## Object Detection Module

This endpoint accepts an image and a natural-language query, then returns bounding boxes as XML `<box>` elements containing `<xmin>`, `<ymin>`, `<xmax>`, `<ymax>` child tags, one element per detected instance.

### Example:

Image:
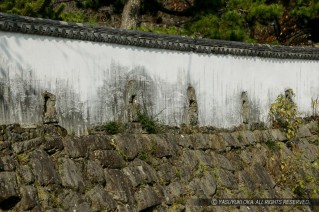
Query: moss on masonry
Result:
<box><xmin>137</xmin><ymin>113</ymin><xmax>163</xmax><ymax>134</ymax></box>
<box><xmin>0</xmin><ymin>120</ymin><xmax>318</xmax><ymax>211</ymax></box>
<box><xmin>103</xmin><ymin>121</ymin><xmax>124</xmax><ymax>135</ymax></box>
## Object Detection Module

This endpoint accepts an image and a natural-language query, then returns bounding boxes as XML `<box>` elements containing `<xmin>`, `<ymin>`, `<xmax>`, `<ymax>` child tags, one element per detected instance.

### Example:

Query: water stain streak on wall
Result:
<box><xmin>1</xmin><ymin>13</ymin><xmax>319</xmax><ymax>134</ymax></box>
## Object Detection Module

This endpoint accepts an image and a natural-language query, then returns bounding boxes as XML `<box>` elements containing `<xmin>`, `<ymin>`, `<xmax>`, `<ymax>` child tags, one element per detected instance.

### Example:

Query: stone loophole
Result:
<box><xmin>187</xmin><ymin>86</ymin><xmax>198</xmax><ymax>126</ymax></box>
<box><xmin>241</xmin><ymin>91</ymin><xmax>250</xmax><ymax>124</ymax></box>
<box><xmin>42</xmin><ymin>91</ymin><xmax>58</xmax><ymax>124</ymax></box>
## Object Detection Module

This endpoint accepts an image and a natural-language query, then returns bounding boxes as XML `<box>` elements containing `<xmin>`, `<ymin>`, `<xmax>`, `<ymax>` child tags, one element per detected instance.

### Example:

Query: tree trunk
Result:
<box><xmin>120</xmin><ymin>0</ymin><xmax>142</xmax><ymax>29</ymax></box>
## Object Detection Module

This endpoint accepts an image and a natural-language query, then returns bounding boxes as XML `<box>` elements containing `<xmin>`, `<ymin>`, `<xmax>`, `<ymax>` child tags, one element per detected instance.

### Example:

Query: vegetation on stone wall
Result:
<box><xmin>137</xmin><ymin>112</ymin><xmax>162</xmax><ymax>134</ymax></box>
<box><xmin>269</xmin><ymin>89</ymin><xmax>302</xmax><ymax>139</ymax></box>
<box><xmin>0</xmin><ymin>118</ymin><xmax>318</xmax><ymax>210</ymax></box>
<box><xmin>270</xmin><ymin>142</ymin><xmax>318</xmax><ymax>199</ymax></box>
<box><xmin>104</xmin><ymin>121</ymin><xmax>124</xmax><ymax>134</ymax></box>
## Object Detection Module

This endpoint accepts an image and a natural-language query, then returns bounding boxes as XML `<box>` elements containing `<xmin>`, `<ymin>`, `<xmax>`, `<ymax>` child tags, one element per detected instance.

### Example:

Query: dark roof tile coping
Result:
<box><xmin>1</xmin><ymin>12</ymin><xmax>319</xmax><ymax>60</ymax></box>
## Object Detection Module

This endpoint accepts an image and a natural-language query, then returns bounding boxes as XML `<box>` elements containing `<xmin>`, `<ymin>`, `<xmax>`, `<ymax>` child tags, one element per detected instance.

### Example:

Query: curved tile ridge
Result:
<box><xmin>0</xmin><ymin>12</ymin><xmax>319</xmax><ymax>60</ymax></box>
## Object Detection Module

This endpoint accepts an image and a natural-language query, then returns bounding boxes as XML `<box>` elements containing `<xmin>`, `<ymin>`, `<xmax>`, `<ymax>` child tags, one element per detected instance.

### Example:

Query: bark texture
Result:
<box><xmin>121</xmin><ymin>0</ymin><xmax>142</xmax><ymax>29</ymax></box>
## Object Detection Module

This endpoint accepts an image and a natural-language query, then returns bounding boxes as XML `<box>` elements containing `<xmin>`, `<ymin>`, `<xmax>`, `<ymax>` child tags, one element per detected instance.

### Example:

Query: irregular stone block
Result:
<box><xmin>113</xmin><ymin>135</ymin><xmax>144</xmax><ymax>160</ymax></box>
<box><xmin>298</xmin><ymin>139</ymin><xmax>317</xmax><ymax>162</ymax></box>
<box><xmin>160</xmin><ymin>133</ymin><xmax>178</xmax><ymax>143</ymax></box>
<box><xmin>251</xmin><ymin>164</ymin><xmax>275</xmax><ymax>189</ymax></box>
<box><xmin>0</xmin><ymin>172</ymin><xmax>20</xmax><ymax>209</ymax></box>
<box><xmin>90</xmin><ymin>150</ymin><xmax>125</xmax><ymax>168</ymax></box>
<box><xmin>40</xmin><ymin>124</ymin><xmax>68</xmax><ymax>137</ymax></box>
<box><xmin>150</xmin><ymin>135</ymin><xmax>174</xmax><ymax>158</ymax></box>
<box><xmin>104</xmin><ymin>169</ymin><xmax>135</xmax><ymax>205</ymax></box>
<box><xmin>85</xmin><ymin>135</ymin><xmax>114</xmax><ymax>151</ymax></box>
<box><xmin>86</xmin><ymin>160</ymin><xmax>105</xmax><ymax>185</ymax></box>
<box><xmin>35</xmin><ymin>186</ymin><xmax>51</xmax><ymax>210</ymax></box>
<box><xmin>17</xmin><ymin>165</ymin><xmax>34</xmax><ymax>184</ymax></box>
<box><xmin>307</xmin><ymin>143</ymin><xmax>319</xmax><ymax>161</ymax></box>
<box><xmin>220</xmin><ymin>133</ymin><xmax>241</xmax><ymax>149</ymax></box>
<box><xmin>0</xmin><ymin>155</ymin><xmax>17</xmax><ymax>171</ymax></box>
<box><xmin>239</xmin><ymin>130</ymin><xmax>257</xmax><ymax>145</ymax></box>
<box><xmin>269</xmin><ymin>129</ymin><xmax>287</xmax><ymax>142</ymax></box>
<box><xmin>30</xmin><ymin>150</ymin><xmax>60</xmax><ymax>186</ymax></box>
<box><xmin>8</xmin><ymin>124</ymin><xmax>25</xmax><ymax>134</ymax></box>
<box><xmin>12</xmin><ymin>137</ymin><xmax>43</xmax><ymax>154</ymax></box>
<box><xmin>0</xmin><ymin>141</ymin><xmax>11</xmax><ymax>151</ymax></box>
<box><xmin>172</xmin><ymin>150</ymin><xmax>199</xmax><ymax>182</ymax></box>
<box><xmin>251</xmin><ymin>148</ymin><xmax>267</xmax><ymax>167</ymax></box>
<box><xmin>189</xmin><ymin>174</ymin><xmax>216</xmax><ymax>198</ymax></box>
<box><xmin>261</xmin><ymin>130</ymin><xmax>273</xmax><ymax>142</ymax></box>
<box><xmin>176</xmin><ymin>134</ymin><xmax>194</xmax><ymax>149</ymax></box>
<box><xmin>192</xmin><ymin>134</ymin><xmax>211</xmax><ymax>150</ymax></box>
<box><xmin>307</xmin><ymin>135</ymin><xmax>319</xmax><ymax>144</ymax></box>
<box><xmin>135</xmin><ymin>186</ymin><xmax>162</xmax><ymax>211</ymax></box>
<box><xmin>206</xmin><ymin>134</ymin><xmax>226</xmax><ymax>152</ymax></box>
<box><xmin>42</xmin><ymin>136</ymin><xmax>63</xmax><ymax>154</ymax></box>
<box><xmin>174</xmin><ymin>161</ymin><xmax>193</xmax><ymax>182</ymax></box>
<box><xmin>7</xmin><ymin>132</ymin><xmax>23</xmax><ymax>142</ymax></box>
<box><xmin>239</xmin><ymin>149</ymin><xmax>253</xmax><ymax>165</ymax></box>
<box><xmin>231</xmin><ymin>131</ymin><xmax>250</xmax><ymax>146</ymax></box>
<box><xmin>238</xmin><ymin>169</ymin><xmax>256</xmax><ymax>192</ymax></box>
<box><xmin>123</xmin><ymin>159</ymin><xmax>158</xmax><ymax>187</ymax></box>
<box><xmin>138</xmin><ymin>134</ymin><xmax>159</xmax><ymax>152</ymax></box>
<box><xmin>193</xmin><ymin>150</ymin><xmax>213</xmax><ymax>167</ymax></box>
<box><xmin>16</xmin><ymin>185</ymin><xmax>38</xmax><ymax>211</ymax></box>
<box><xmin>224</xmin><ymin>151</ymin><xmax>245</xmax><ymax>171</ymax></box>
<box><xmin>21</xmin><ymin>132</ymin><xmax>30</xmax><ymax>141</ymax></box>
<box><xmin>152</xmin><ymin>204</ymin><xmax>170</xmax><ymax>211</ymax></box>
<box><xmin>86</xmin><ymin>186</ymin><xmax>117</xmax><ymax>211</ymax></box>
<box><xmin>156</xmin><ymin>162</ymin><xmax>176</xmax><ymax>184</ymax></box>
<box><xmin>253</xmin><ymin>130</ymin><xmax>263</xmax><ymax>143</ymax></box>
<box><xmin>180</xmin><ymin>150</ymin><xmax>199</xmax><ymax>171</ymax></box>
<box><xmin>117</xmin><ymin>203</ymin><xmax>137</xmax><ymax>212</ymax></box>
<box><xmin>297</xmin><ymin>125</ymin><xmax>313</xmax><ymax>138</ymax></box>
<box><xmin>217</xmin><ymin>169</ymin><xmax>238</xmax><ymax>189</ymax></box>
<box><xmin>278</xmin><ymin>142</ymin><xmax>295</xmax><ymax>160</ymax></box>
<box><xmin>164</xmin><ymin>182</ymin><xmax>185</xmax><ymax>204</ymax></box>
<box><xmin>211</xmin><ymin>152</ymin><xmax>235</xmax><ymax>171</ymax></box>
<box><xmin>157</xmin><ymin>134</ymin><xmax>179</xmax><ymax>156</ymax></box>
<box><xmin>305</xmin><ymin>121</ymin><xmax>319</xmax><ymax>135</ymax></box>
<box><xmin>185</xmin><ymin>199</ymin><xmax>214</xmax><ymax>210</ymax></box>
<box><xmin>61</xmin><ymin>190</ymin><xmax>90</xmax><ymax>211</ymax></box>
<box><xmin>59</xmin><ymin>158</ymin><xmax>84</xmax><ymax>192</ymax></box>
<box><xmin>63</xmin><ymin>136</ymin><xmax>88</xmax><ymax>158</ymax></box>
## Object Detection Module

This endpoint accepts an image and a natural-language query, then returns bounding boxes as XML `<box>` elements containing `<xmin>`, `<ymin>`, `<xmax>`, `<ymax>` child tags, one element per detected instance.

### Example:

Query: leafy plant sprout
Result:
<box><xmin>269</xmin><ymin>89</ymin><xmax>302</xmax><ymax>140</ymax></box>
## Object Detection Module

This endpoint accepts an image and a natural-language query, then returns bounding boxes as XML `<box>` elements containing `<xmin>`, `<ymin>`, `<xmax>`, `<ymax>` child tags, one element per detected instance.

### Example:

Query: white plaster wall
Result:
<box><xmin>1</xmin><ymin>31</ymin><xmax>319</xmax><ymax>134</ymax></box>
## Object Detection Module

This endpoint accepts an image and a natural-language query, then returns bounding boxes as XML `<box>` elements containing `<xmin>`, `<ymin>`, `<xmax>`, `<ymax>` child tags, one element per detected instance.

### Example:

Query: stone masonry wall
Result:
<box><xmin>0</xmin><ymin>122</ymin><xmax>319</xmax><ymax>211</ymax></box>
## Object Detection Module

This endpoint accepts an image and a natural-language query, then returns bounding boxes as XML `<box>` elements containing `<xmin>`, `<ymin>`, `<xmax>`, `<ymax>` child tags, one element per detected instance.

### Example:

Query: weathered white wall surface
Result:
<box><xmin>1</xmin><ymin>31</ymin><xmax>319</xmax><ymax>134</ymax></box>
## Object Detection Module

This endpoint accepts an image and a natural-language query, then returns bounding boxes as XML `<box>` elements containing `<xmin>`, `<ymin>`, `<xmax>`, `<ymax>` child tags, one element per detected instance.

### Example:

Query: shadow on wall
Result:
<box><xmin>94</xmin><ymin>62</ymin><xmax>195</xmax><ymax>127</ymax></box>
<box><xmin>0</xmin><ymin>56</ymin><xmax>41</xmax><ymax>124</ymax></box>
<box><xmin>54</xmin><ymin>80</ymin><xmax>87</xmax><ymax>135</ymax></box>
<box><xmin>95</xmin><ymin>64</ymin><xmax>158</xmax><ymax>123</ymax></box>
<box><xmin>0</xmin><ymin>55</ymin><xmax>275</xmax><ymax>134</ymax></box>
<box><xmin>0</xmin><ymin>55</ymin><xmax>87</xmax><ymax>134</ymax></box>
